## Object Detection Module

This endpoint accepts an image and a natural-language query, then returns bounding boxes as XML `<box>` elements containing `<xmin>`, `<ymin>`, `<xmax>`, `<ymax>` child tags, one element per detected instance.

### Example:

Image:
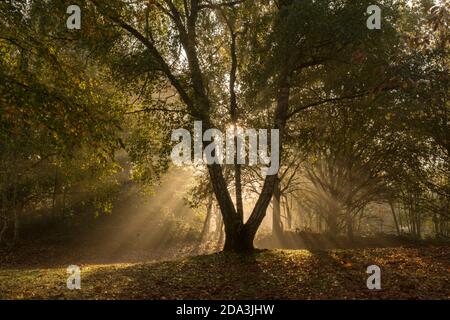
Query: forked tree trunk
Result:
<box><xmin>215</xmin><ymin>170</ymin><xmax>279</xmax><ymax>252</ymax></box>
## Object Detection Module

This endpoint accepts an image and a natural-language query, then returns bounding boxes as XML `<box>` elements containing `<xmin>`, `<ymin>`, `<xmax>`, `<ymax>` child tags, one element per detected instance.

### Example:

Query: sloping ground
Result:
<box><xmin>0</xmin><ymin>246</ymin><xmax>448</xmax><ymax>300</ymax></box>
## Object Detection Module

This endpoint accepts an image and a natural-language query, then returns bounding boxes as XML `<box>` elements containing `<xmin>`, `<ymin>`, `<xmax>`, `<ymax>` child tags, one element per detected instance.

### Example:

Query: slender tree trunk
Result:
<box><xmin>433</xmin><ymin>214</ymin><xmax>440</xmax><ymax>237</ymax></box>
<box><xmin>407</xmin><ymin>202</ymin><xmax>414</xmax><ymax>235</ymax></box>
<box><xmin>397</xmin><ymin>202</ymin><xmax>403</xmax><ymax>233</ymax></box>
<box><xmin>346</xmin><ymin>214</ymin><xmax>354</xmax><ymax>242</ymax></box>
<box><xmin>283</xmin><ymin>195</ymin><xmax>292</xmax><ymax>230</ymax></box>
<box><xmin>12</xmin><ymin>178</ymin><xmax>19</xmax><ymax>243</ymax></box>
<box><xmin>61</xmin><ymin>187</ymin><xmax>67</xmax><ymax>218</ymax></box>
<box><xmin>200</xmin><ymin>194</ymin><xmax>213</xmax><ymax>242</ymax></box>
<box><xmin>218</xmin><ymin>219</ymin><xmax>225</xmax><ymax>249</ymax></box>
<box><xmin>0</xmin><ymin>170</ymin><xmax>6</xmax><ymax>245</ymax></box>
<box><xmin>308</xmin><ymin>211</ymin><xmax>313</xmax><ymax>230</ymax></box>
<box><xmin>0</xmin><ymin>218</ymin><xmax>6</xmax><ymax>244</ymax></box>
<box><xmin>0</xmin><ymin>180</ymin><xmax>6</xmax><ymax>245</ymax></box>
<box><xmin>234</xmin><ymin>162</ymin><xmax>244</xmax><ymax>222</ymax></box>
<box><xmin>328</xmin><ymin>214</ymin><xmax>338</xmax><ymax>234</ymax></box>
<box><xmin>215</xmin><ymin>207</ymin><xmax>222</xmax><ymax>238</ymax></box>
<box><xmin>416</xmin><ymin>215</ymin><xmax>422</xmax><ymax>239</ymax></box>
<box><xmin>317</xmin><ymin>215</ymin><xmax>322</xmax><ymax>233</ymax></box>
<box><xmin>13</xmin><ymin>205</ymin><xmax>21</xmax><ymax>243</ymax></box>
<box><xmin>389</xmin><ymin>201</ymin><xmax>400</xmax><ymax>235</ymax></box>
<box><xmin>228</xmin><ymin>31</ymin><xmax>244</xmax><ymax>223</ymax></box>
<box><xmin>51</xmin><ymin>168</ymin><xmax>58</xmax><ymax>221</ymax></box>
<box><xmin>272</xmin><ymin>176</ymin><xmax>283</xmax><ymax>238</ymax></box>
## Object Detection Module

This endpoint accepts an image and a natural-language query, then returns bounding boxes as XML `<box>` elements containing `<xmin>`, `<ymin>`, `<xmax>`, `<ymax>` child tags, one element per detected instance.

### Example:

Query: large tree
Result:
<box><xmin>4</xmin><ymin>0</ymin><xmax>439</xmax><ymax>250</ymax></box>
<box><xmin>72</xmin><ymin>0</ymin><xmax>422</xmax><ymax>251</ymax></box>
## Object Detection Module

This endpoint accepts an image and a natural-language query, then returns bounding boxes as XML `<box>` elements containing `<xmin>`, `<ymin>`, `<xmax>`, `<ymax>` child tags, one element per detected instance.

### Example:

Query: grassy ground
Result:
<box><xmin>0</xmin><ymin>246</ymin><xmax>448</xmax><ymax>300</ymax></box>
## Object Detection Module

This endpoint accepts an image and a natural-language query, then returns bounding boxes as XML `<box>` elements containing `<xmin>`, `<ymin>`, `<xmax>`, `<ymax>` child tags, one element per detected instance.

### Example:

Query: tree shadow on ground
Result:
<box><xmin>256</xmin><ymin>231</ymin><xmax>448</xmax><ymax>251</ymax></box>
<box><xmin>74</xmin><ymin>247</ymin><xmax>450</xmax><ymax>299</ymax></box>
<box><xmin>1</xmin><ymin>247</ymin><xmax>448</xmax><ymax>299</ymax></box>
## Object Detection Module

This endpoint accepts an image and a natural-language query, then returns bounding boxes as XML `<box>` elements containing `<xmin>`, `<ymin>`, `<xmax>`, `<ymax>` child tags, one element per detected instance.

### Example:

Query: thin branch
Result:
<box><xmin>125</xmin><ymin>107</ymin><xmax>191</xmax><ymax>115</ymax></box>
<box><xmin>199</xmin><ymin>0</ymin><xmax>246</xmax><ymax>9</ymax></box>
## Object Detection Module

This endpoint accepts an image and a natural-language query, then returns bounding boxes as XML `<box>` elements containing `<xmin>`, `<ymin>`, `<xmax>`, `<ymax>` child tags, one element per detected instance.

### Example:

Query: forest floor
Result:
<box><xmin>0</xmin><ymin>246</ymin><xmax>448</xmax><ymax>299</ymax></box>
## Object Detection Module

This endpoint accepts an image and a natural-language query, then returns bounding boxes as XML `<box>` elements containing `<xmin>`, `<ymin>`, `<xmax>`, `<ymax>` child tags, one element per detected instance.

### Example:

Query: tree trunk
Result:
<box><xmin>51</xmin><ymin>169</ymin><xmax>58</xmax><ymax>221</ymax></box>
<box><xmin>389</xmin><ymin>201</ymin><xmax>400</xmax><ymax>235</ymax></box>
<box><xmin>13</xmin><ymin>205</ymin><xmax>21</xmax><ymax>243</ymax></box>
<box><xmin>416</xmin><ymin>216</ymin><xmax>422</xmax><ymax>239</ymax></box>
<box><xmin>207</xmin><ymin>163</ymin><xmax>247</xmax><ymax>251</ymax></box>
<box><xmin>272</xmin><ymin>176</ymin><xmax>283</xmax><ymax>239</ymax></box>
<box><xmin>203</xmin><ymin>4</ymin><xmax>292</xmax><ymax>251</ymax></box>
<box><xmin>433</xmin><ymin>214</ymin><xmax>440</xmax><ymax>237</ymax></box>
<box><xmin>214</xmin><ymin>204</ymin><xmax>222</xmax><ymax>236</ymax></box>
<box><xmin>0</xmin><ymin>218</ymin><xmax>6</xmax><ymax>244</ymax></box>
<box><xmin>217</xmin><ymin>218</ymin><xmax>225</xmax><ymax>249</ymax></box>
<box><xmin>229</xmin><ymin>31</ymin><xmax>244</xmax><ymax>223</ymax></box>
<box><xmin>0</xmin><ymin>172</ymin><xmax>6</xmax><ymax>244</ymax></box>
<box><xmin>223</xmin><ymin>225</ymin><xmax>254</xmax><ymax>251</ymax></box>
<box><xmin>346</xmin><ymin>214</ymin><xmax>354</xmax><ymax>242</ymax></box>
<box><xmin>234</xmin><ymin>161</ymin><xmax>244</xmax><ymax>222</ymax></box>
<box><xmin>328</xmin><ymin>215</ymin><xmax>338</xmax><ymax>234</ymax></box>
<box><xmin>200</xmin><ymin>194</ymin><xmax>213</xmax><ymax>242</ymax></box>
<box><xmin>397</xmin><ymin>202</ymin><xmax>403</xmax><ymax>231</ymax></box>
<box><xmin>12</xmin><ymin>178</ymin><xmax>19</xmax><ymax>243</ymax></box>
<box><xmin>283</xmin><ymin>195</ymin><xmax>292</xmax><ymax>230</ymax></box>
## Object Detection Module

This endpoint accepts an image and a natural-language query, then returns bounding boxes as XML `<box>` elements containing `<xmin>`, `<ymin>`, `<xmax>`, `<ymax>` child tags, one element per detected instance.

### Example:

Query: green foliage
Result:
<box><xmin>0</xmin><ymin>1</ymin><xmax>126</xmax><ymax>243</ymax></box>
<box><xmin>0</xmin><ymin>0</ymin><xmax>448</xmax><ymax>243</ymax></box>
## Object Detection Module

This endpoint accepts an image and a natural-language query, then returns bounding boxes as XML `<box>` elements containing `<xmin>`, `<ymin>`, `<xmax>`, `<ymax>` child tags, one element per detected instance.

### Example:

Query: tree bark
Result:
<box><xmin>327</xmin><ymin>211</ymin><xmax>338</xmax><ymax>235</ymax></box>
<box><xmin>51</xmin><ymin>168</ymin><xmax>58</xmax><ymax>221</ymax></box>
<box><xmin>223</xmin><ymin>225</ymin><xmax>254</xmax><ymax>251</ymax></box>
<box><xmin>0</xmin><ymin>171</ymin><xmax>6</xmax><ymax>245</ymax></box>
<box><xmin>217</xmin><ymin>217</ymin><xmax>225</xmax><ymax>249</ymax></box>
<box><xmin>346</xmin><ymin>214</ymin><xmax>354</xmax><ymax>242</ymax></box>
<box><xmin>12</xmin><ymin>177</ymin><xmax>19</xmax><ymax>243</ymax></box>
<box><xmin>13</xmin><ymin>205</ymin><xmax>21</xmax><ymax>243</ymax></box>
<box><xmin>0</xmin><ymin>218</ymin><xmax>6</xmax><ymax>245</ymax></box>
<box><xmin>283</xmin><ymin>194</ymin><xmax>292</xmax><ymax>230</ymax></box>
<box><xmin>200</xmin><ymin>194</ymin><xmax>213</xmax><ymax>242</ymax></box>
<box><xmin>228</xmin><ymin>30</ymin><xmax>244</xmax><ymax>223</ymax></box>
<box><xmin>272</xmin><ymin>176</ymin><xmax>283</xmax><ymax>238</ymax></box>
<box><xmin>389</xmin><ymin>200</ymin><xmax>400</xmax><ymax>235</ymax></box>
